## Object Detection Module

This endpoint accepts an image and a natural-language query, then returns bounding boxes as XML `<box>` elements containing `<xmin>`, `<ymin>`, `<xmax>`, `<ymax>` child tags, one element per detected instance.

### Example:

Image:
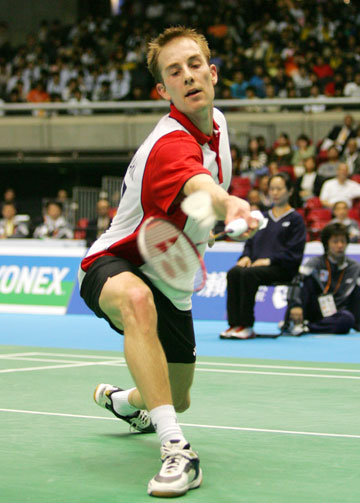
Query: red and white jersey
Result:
<box><xmin>79</xmin><ymin>104</ymin><xmax>231</xmax><ymax>309</ymax></box>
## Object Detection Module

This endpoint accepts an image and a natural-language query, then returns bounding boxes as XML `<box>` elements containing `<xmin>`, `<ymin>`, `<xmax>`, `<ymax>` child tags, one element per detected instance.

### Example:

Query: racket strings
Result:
<box><xmin>141</xmin><ymin>219</ymin><xmax>205</xmax><ymax>292</ymax></box>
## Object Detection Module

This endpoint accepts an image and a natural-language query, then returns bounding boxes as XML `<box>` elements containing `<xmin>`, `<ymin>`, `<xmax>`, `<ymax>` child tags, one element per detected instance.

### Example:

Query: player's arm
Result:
<box><xmin>183</xmin><ymin>173</ymin><xmax>257</xmax><ymax>230</ymax></box>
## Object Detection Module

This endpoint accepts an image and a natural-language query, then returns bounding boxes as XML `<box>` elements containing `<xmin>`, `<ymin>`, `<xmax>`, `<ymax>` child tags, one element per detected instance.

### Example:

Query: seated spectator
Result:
<box><xmin>269</xmin><ymin>132</ymin><xmax>293</xmax><ymax>167</ymax></box>
<box><xmin>220</xmin><ymin>172</ymin><xmax>306</xmax><ymax>339</ymax></box>
<box><xmin>26</xmin><ymin>80</ymin><xmax>50</xmax><ymax>103</ymax></box>
<box><xmin>319</xmin><ymin>163</ymin><xmax>360</xmax><ymax>208</ymax></box>
<box><xmin>67</xmin><ymin>88</ymin><xmax>92</xmax><ymax>115</ymax></box>
<box><xmin>343</xmin><ymin>72</ymin><xmax>360</xmax><ymax>98</ymax></box>
<box><xmin>248</xmin><ymin>64</ymin><xmax>266</xmax><ymax>98</ymax></box>
<box><xmin>0</xmin><ymin>202</ymin><xmax>29</xmax><ymax>238</ymax></box>
<box><xmin>292</xmin><ymin>65</ymin><xmax>312</xmax><ymax>97</ymax></box>
<box><xmin>284</xmin><ymin>223</ymin><xmax>360</xmax><ymax>335</ymax></box>
<box><xmin>317</xmin><ymin>146</ymin><xmax>341</xmax><ymax>179</ymax></box>
<box><xmin>312</xmin><ymin>55</ymin><xmax>334</xmax><ymax>93</ymax></box>
<box><xmin>85</xmin><ymin>198</ymin><xmax>112</xmax><ymax>247</ymax></box>
<box><xmin>230</xmin><ymin>144</ymin><xmax>242</xmax><ymax>176</ymax></box>
<box><xmin>229</xmin><ymin>70</ymin><xmax>248</xmax><ymax>99</ymax></box>
<box><xmin>263</xmin><ymin>84</ymin><xmax>281</xmax><ymax>113</ymax></box>
<box><xmin>33</xmin><ymin>200</ymin><xmax>73</xmax><ymax>239</ymax></box>
<box><xmin>329</xmin><ymin>201</ymin><xmax>360</xmax><ymax>243</ymax></box>
<box><xmin>291</xmin><ymin>134</ymin><xmax>315</xmax><ymax>175</ymax></box>
<box><xmin>268</xmin><ymin>160</ymin><xmax>280</xmax><ymax>176</ymax></box>
<box><xmin>240</xmin><ymin>137</ymin><xmax>268</xmax><ymax>180</ymax></box>
<box><xmin>47</xmin><ymin>72</ymin><xmax>63</xmax><ymax>96</ymax></box>
<box><xmin>92</xmin><ymin>80</ymin><xmax>112</xmax><ymax>101</ymax></box>
<box><xmin>341</xmin><ymin>138</ymin><xmax>360</xmax><ymax>175</ymax></box>
<box><xmin>293</xmin><ymin>156</ymin><xmax>325</xmax><ymax>208</ymax></box>
<box><xmin>1</xmin><ymin>187</ymin><xmax>17</xmax><ymax>211</ymax></box>
<box><xmin>243</xmin><ymin>85</ymin><xmax>263</xmax><ymax>113</ymax></box>
<box><xmin>319</xmin><ymin>114</ymin><xmax>356</xmax><ymax>154</ymax></box>
<box><xmin>257</xmin><ymin>174</ymin><xmax>272</xmax><ymax>210</ymax></box>
<box><xmin>247</xmin><ymin>188</ymin><xmax>267</xmax><ymax>212</ymax></box>
<box><xmin>303</xmin><ymin>84</ymin><xmax>326</xmax><ymax>114</ymax></box>
<box><xmin>110</xmin><ymin>69</ymin><xmax>131</xmax><ymax>100</ymax></box>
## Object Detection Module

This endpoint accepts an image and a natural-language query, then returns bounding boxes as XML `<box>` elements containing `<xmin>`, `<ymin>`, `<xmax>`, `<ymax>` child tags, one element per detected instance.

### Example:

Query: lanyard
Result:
<box><xmin>323</xmin><ymin>259</ymin><xmax>345</xmax><ymax>295</ymax></box>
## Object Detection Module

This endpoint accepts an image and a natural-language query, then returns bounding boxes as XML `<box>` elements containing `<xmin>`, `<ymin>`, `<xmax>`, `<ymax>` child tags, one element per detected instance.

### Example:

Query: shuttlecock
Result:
<box><xmin>181</xmin><ymin>190</ymin><xmax>217</xmax><ymax>228</ymax></box>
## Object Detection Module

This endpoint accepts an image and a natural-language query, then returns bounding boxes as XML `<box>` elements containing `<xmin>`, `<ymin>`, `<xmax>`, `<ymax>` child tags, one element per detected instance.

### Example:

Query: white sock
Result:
<box><xmin>111</xmin><ymin>387</ymin><xmax>139</xmax><ymax>416</ymax></box>
<box><xmin>149</xmin><ymin>404</ymin><xmax>186</xmax><ymax>445</ymax></box>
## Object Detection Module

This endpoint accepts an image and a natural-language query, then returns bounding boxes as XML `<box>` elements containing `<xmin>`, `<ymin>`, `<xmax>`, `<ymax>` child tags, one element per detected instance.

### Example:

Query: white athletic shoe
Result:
<box><xmin>220</xmin><ymin>326</ymin><xmax>256</xmax><ymax>339</ymax></box>
<box><xmin>290</xmin><ymin>321</ymin><xmax>310</xmax><ymax>337</ymax></box>
<box><xmin>93</xmin><ymin>383</ymin><xmax>155</xmax><ymax>433</ymax></box>
<box><xmin>147</xmin><ymin>439</ymin><xmax>202</xmax><ymax>497</ymax></box>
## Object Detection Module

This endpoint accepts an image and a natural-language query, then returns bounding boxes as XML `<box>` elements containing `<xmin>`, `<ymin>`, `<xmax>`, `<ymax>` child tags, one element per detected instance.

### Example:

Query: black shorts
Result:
<box><xmin>80</xmin><ymin>255</ymin><xmax>196</xmax><ymax>363</ymax></box>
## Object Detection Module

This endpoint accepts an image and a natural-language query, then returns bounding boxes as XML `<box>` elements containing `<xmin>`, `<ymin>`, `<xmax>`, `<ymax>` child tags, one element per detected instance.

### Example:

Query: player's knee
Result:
<box><xmin>121</xmin><ymin>284</ymin><xmax>155</xmax><ymax>320</ymax></box>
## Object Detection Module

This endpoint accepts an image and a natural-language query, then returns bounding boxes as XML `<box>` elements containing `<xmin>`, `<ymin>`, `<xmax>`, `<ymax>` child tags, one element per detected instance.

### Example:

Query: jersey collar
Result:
<box><xmin>169</xmin><ymin>103</ymin><xmax>219</xmax><ymax>145</ymax></box>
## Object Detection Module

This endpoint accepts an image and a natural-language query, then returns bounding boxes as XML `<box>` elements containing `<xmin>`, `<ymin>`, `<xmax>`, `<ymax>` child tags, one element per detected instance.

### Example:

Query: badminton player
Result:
<box><xmin>78</xmin><ymin>26</ymin><xmax>257</xmax><ymax>497</ymax></box>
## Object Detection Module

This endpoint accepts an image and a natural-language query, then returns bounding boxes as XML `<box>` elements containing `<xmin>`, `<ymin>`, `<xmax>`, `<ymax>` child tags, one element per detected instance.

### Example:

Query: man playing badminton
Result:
<box><xmin>79</xmin><ymin>26</ymin><xmax>258</xmax><ymax>498</ymax></box>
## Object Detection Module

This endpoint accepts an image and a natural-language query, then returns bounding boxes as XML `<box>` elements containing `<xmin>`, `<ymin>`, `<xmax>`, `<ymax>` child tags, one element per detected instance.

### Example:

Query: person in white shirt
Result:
<box><xmin>329</xmin><ymin>200</ymin><xmax>360</xmax><ymax>243</ymax></box>
<box><xmin>344</xmin><ymin>72</ymin><xmax>360</xmax><ymax>98</ymax></box>
<box><xmin>320</xmin><ymin>163</ymin><xmax>360</xmax><ymax>208</ymax></box>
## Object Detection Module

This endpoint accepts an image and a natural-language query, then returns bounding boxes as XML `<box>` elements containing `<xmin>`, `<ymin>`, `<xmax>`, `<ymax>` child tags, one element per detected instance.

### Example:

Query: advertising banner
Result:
<box><xmin>0</xmin><ymin>241</ymin><xmax>86</xmax><ymax>314</ymax></box>
<box><xmin>1</xmin><ymin>240</ymin><xmax>360</xmax><ymax>320</ymax></box>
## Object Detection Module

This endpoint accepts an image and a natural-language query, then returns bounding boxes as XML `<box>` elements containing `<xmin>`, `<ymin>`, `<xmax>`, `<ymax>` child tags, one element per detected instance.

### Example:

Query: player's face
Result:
<box><xmin>327</xmin><ymin>235</ymin><xmax>347</xmax><ymax>261</ymax></box>
<box><xmin>156</xmin><ymin>37</ymin><xmax>217</xmax><ymax>121</ymax></box>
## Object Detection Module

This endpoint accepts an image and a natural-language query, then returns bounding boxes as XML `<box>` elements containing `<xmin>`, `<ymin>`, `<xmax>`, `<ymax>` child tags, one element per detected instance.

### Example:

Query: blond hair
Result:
<box><xmin>147</xmin><ymin>26</ymin><xmax>211</xmax><ymax>83</ymax></box>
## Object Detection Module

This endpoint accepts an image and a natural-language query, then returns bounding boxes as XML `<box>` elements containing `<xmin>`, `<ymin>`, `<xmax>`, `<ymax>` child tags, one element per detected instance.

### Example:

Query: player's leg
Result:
<box><xmin>146</xmin><ymin>290</ymin><xmax>201</xmax><ymax>497</ymax></box>
<box><xmin>99</xmin><ymin>271</ymin><xmax>174</xmax><ymax>411</ymax></box>
<box><xmin>82</xmin><ymin>256</ymin><xmax>201</xmax><ymax>496</ymax></box>
<box><xmin>168</xmin><ymin>362</ymin><xmax>195</xmax><ymax>412</ymax></box>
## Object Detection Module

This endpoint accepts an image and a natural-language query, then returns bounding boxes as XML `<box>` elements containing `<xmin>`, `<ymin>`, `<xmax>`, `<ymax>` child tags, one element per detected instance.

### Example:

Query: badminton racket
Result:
<box><xmin>137</xmin><ymin>214</ymin><xmax>262</xmax><ymax>293</ymax></box>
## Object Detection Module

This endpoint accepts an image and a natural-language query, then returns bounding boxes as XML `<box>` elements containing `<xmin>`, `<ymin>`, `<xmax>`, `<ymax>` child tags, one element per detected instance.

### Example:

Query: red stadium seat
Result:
<box><xmin>349</xmin><ymin>207</ymin><xmax>360</xmax><ymax>222</ymax></box>
<box><xmin>305</xmin><ymin>197</ymin><xmax>323</xmax><ymax>210</ymax></box>
<box><xmin>306</xmin><ymin>208</ymin><xmax>332</xmax><ymax>222</ymax></box>
<box><xmin>278</xmin><ymin>165</ymin><xmax>295</xmax><ymax>180</ymax></box>
<box><xmin>308</xmin><ymin>219</ymin><xmax>331</xmax><ymax>241</ymax></box>
<box><xmin>296</xmin><ymin>207</ymin><xmax>306</xmax><ymax>219</ymax></box>
<box><xmin>74</xmin><ymin>218</ymin><xmax>89</xmax><ymax>239</ymax></box>
<box><xmin>229</xmin><ymin>176</ymin><xmax>252</xmax><ymax>198</ymax></box>
<box><xmin>351</xmin><ymin>174</ymin><xmax>360</xmax><ymax>184</ymax></box>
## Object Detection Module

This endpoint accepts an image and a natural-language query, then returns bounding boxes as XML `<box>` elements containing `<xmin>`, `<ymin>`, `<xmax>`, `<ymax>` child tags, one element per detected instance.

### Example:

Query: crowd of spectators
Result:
<box><xmin>228</xmin><ymin>113</ymin><xmax>360</xmax><ymax>242</ymax></box>
<box><xmin>2</xmin><ymin>114</ymin><xmax>360</xmax><ymax>244</ymax></box>
<box><xmin>0</xmin><ymin>0</ymin><xmax>360</xmax><ymax>113</ymax></box>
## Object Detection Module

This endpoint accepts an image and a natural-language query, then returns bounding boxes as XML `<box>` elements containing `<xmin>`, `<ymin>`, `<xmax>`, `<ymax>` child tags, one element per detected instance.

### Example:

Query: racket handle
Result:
<box><xmin>224</xmin><ymin>218</ymin><xmax>248</xmax><ymax>237</ymax></box>
<box><xmin>224</xmin><ymin>211</ymin><xmax>264</xmax><ymax>237</ymax></box>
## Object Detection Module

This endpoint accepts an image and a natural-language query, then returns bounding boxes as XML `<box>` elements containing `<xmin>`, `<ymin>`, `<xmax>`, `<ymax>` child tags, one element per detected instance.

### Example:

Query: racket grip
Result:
<box><xmin>224</xmin><ymin>218</ymin><xmax>248</xmax><ymax>237</ymax></box>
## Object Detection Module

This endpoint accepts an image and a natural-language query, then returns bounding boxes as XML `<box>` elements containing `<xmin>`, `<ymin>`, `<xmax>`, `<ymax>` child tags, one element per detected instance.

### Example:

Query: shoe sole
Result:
<box><xmin>93</xmin><ymin>383</ymin><xmax>118</xmax><ymax>405</ymax></box>
<box><xmin>148</xmin><ymin>468</ymin><xmax>203</xmax><ymax>497</ymax></box>
<box><xmin>220</xmin><ymin>334</ymin><xmax>256</xmax><ymax>340</ymax></box>
<box><xmin>93</xmin><ymin>383</ymin><xmax>155</xmax><ymax>433</ymax></box>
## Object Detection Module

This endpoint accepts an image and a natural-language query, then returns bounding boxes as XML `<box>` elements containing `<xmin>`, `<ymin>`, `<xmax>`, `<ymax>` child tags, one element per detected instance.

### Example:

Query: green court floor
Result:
<box><xmin>1</xmin><ymin>345</ymin><xmax>360</xmax><ymax>502</ymax></box>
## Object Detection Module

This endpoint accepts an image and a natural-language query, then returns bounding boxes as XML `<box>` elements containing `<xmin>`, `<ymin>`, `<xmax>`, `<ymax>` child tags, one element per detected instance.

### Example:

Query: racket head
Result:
<box><xmin>137</xmin><ymin>217</ymin><xmax>207</xmax><ymax>293</ymax></box>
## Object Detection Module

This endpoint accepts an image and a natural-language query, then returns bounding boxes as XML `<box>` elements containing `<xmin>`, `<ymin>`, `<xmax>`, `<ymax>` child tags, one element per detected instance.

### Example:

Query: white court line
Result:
<box><xmin>195</xmin><ymin>368</ymin><xmax>360</xmax><ymax>380</ymax></box>
<box><xmin>0</xmin><ymin>361</ymin><xmax>127</xmax><ymax>373</ymax></box>
<box><xmin>196</xmin><ymin>361</ymin><xmax>360</xmax><ymax>374</ymax></box>
<box><xmin>4</xmin><ymin>350</ymin><xmax>359</xmax><ymax>374</ymax></box>
<box><xmin>0</xmin><ymin>407</ymin><xmax>359</xmax><ymax>440</ymax></box>
<box><xmin>0</xmin><ymin>356</ymin><xmax>126</xmax><ymax>365</ymax></box>
<box><xmin>1</xmin><ymin>351</ymin><xmax>360</xmax><ymax>379</ymax></box>
<box><xmin>0</xmin><ymin>352</ymin><xmax>40</xmax><ymax>358</ymax></box>
<box><xmin>1</xmin><ymin>356</ymin><xmax>360</xmax><ymax>379</ymax></box>
<box><xmin>35</xmin><ymin>352</ymin><xmax>125</xmax><ymax>361</ymax></box>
